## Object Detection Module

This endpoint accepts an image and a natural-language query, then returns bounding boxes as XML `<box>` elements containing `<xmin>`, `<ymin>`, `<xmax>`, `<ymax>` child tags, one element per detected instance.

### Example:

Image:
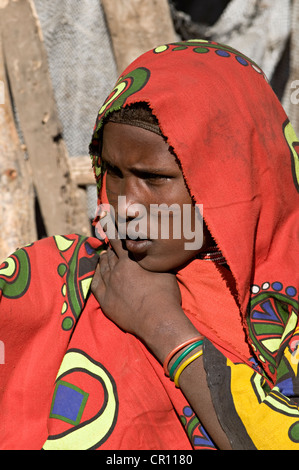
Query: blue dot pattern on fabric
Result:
<box><xmin>236</xmin><ymin>56</ymin><xmax>248</xmax><ymax>66</ymax></box>
<box><xmin>183</xmin><ymin>406</ymin><xmax>194</xmax><ymax>417</ymax></box>
<box><xmin>272</xmin><ymin>282</ymin><xmax>283</xmax><ymax>291</ymax></box>
<box><xmin>286</xmin><ymin>286</ymin><xmax>297</xmax><ymax>297</ymax></box>
<box><xmin>216</xmin><ymin>49</ymin><xmax>230</xmax><ymax>57</ymax></box>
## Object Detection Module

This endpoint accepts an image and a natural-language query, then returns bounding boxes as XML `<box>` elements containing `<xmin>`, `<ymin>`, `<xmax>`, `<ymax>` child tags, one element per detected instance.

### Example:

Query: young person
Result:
<box><xmin>1</xmin><ymin>39</ymin><xmax>299</xmax><ymax>450</ymax></box>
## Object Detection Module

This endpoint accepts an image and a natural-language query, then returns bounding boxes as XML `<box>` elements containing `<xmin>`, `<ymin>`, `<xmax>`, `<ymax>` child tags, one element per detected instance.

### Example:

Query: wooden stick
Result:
<box><xmin>0</xmin><ymin>23</ymin><xmax>37</xmax><ymax>261</ymax></box>
<box><xmin>71</xmin><ymin>156</ymin><xmax>95</xmax><ymax>187</ymax></box>
<box><xmin>1</xmin><ymin>0</ymin><xmax>91</xmax><ymax>238</ymax></box>
<box><xmin>101</xmin><ymin>0</ymin><xmax>176</xmax><ymax>73</ymax></box>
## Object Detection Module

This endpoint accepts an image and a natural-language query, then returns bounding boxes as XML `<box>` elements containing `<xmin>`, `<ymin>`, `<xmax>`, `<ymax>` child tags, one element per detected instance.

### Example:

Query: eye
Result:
<box><xmin>138</xmin><ymin>171</ymin><xmax>173</xmax><ymax>184</ymax></box>
<box><xmin>102</xmin><ymin>161</ymin><xmax>122</xmax><ymax>178</ymax></box>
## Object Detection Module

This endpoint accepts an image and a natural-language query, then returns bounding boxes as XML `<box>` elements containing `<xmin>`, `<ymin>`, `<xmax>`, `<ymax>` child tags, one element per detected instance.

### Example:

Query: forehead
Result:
<box><xmin>102</xmin><ymin>122</ymin><xmax>179</xmax><ymax>169</ymax></box>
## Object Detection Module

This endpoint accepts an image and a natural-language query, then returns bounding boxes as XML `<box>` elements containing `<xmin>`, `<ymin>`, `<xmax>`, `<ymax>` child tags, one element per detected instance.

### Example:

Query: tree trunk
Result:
<box><xmin>0</xmin><ymin>27</ymin><xmax>36</xmax><ymax>262</ymax></box>
<box><xmin>282</xmin><ymin>0</ymin><xmax>299</xmax><ymax>136</ymax></box>
<box><xmin>0</xmin><ymin>0</ymin><xmax>90</xmax><ymax>239</ymax></box>
<box><xmin>101</xmin><ymin>0</ymin><xmax>177</xmax><ymax>73</ymax></box>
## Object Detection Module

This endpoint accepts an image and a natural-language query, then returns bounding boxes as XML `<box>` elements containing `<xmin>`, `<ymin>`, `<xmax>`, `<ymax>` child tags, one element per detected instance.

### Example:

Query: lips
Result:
<box><xmin>124</xmin><ymin>238</ymin><xmax>153</xmax><ymax>254</ymax></box>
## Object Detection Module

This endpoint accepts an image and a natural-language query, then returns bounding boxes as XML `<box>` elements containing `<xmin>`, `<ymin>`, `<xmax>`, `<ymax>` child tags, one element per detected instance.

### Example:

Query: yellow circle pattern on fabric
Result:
<box><xmin>43</xmin><ymin>351</ymin><xmax>118</xmax><ymax>450</ymax></box>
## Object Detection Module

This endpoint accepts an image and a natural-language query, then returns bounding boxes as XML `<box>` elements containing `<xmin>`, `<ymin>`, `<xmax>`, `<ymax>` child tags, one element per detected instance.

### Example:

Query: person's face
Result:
<box><xmin>101</xmin><ymin>122</ymin><xmax>210</xmax><ymax>272</ymax></box>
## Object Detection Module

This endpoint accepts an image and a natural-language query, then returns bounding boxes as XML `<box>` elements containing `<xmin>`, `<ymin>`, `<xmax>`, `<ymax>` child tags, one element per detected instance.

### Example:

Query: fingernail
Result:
<box><xmin>99</xmin><ymin>210</ymin><xmax>108</xmax><ymax>220</ymax></box>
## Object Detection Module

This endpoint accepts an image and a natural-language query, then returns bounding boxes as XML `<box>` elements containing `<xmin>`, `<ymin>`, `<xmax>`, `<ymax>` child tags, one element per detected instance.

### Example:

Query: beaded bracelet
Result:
<box><xmin>163</xmin><ymin>336</ymin><xmax>203</xmax><ymax>377</ymax></box>
<box><xmin>169</xmin><ymin>340</ymin><xmax>203</xmax><ymax>380</ymax></box>
<box><xmin>174</xmin><ymin>349</ymin><xmax>203</xmax><ymax>388</ymax></box>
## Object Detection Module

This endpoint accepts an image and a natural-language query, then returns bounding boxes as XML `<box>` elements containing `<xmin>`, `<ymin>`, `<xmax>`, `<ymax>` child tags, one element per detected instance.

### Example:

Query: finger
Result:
<box><xmin>99</xmin><ymin>211</ymin><xmax>128</xmax><ymax>259</ymax></box>
<box><xmin>108</xmin><ymin>237</ymin><xmax>129</xmax><ymax>259</ymax></box>
<box><xmin>99</xmin><ymin>250</ymin><xmax>111</xmax><ymax>282</ymax></box>
<box><xmin>96</xmin><ymin>211</ymin><xmax>115</xmax><ymax>244</ymax></box>
<box><xmin>91</xmin><ymin>263</ymin><xmax>106</xmax><ymax>300</ymax></box>
<box><xmin>107</xmin><ymin>247</ymin><xmax>118</xmax><ymax>268</ymax></box>
<box><xmin>94</xmin><ymin>211</ymin><xmax>110</xmax><ymax>242</ymax></box>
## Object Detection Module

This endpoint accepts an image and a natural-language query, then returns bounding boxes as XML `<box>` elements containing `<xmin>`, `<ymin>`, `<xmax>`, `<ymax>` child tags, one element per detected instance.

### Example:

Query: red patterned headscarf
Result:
<box><xmin>90</xmin><ymin>39</ymin><xmax>299</xmax><ymax>382</ymax></box>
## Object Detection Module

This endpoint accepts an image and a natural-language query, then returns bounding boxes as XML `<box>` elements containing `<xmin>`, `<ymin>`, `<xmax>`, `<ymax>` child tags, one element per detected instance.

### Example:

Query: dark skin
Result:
<box><xmin>91</xmin><ymin>122</ymin><xmax>232</xmax><ymax>450</ymax></box>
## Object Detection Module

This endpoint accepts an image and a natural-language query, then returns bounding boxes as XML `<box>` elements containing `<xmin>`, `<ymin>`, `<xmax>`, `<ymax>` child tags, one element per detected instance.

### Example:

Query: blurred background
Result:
<box><xmin>0</xmin><ymin>0</ymin><xmax>298</xmax><ymax>261</ymax></box>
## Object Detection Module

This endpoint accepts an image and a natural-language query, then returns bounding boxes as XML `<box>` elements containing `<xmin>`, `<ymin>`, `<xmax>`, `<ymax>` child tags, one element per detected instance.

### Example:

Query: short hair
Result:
<box><xmin>104</xmin><ymin>102</ymin><xmax>162</xmax><ymax>136</ymax></box>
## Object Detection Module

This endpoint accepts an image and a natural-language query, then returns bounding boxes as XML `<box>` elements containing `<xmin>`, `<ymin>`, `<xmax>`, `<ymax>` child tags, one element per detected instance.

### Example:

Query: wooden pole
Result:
<box><xmin>0</xmin><ymin>0</ymin><xmax>91</xmax><ymax>239</ymax></box>
<box><xmin>0</xmin><ymin>26</ymin><xmax>37</xmax><ymax>261</ymax></box>
<box><xmin>71</xmin><ymin>156</ymin><xmax>96</xmax><ymax>186</ymax></box>
<box><xmin>101</xmin><ymin>0</ymin><xmax>177</xmax><ymax>73</ymax></box>
<box><xmin>283</xmin><ymin>0</ymin><xmax>299</xmax><ymax>136</ymax></box>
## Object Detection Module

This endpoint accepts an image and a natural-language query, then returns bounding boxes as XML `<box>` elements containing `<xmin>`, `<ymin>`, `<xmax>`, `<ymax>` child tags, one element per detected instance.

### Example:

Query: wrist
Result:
<box><xmin>165</xmin><ymin>337</ymin><xmax>203</xmax><ymax>379</ymax></box>
<box><xmin>138</xmin><ymin>304</ymin><xmax>200</xmax><ymax>365</ymax></box>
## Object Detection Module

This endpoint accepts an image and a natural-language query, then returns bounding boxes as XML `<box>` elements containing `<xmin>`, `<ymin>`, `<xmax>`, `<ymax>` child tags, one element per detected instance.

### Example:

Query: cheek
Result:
<box><xmin>105</xmin><ymin>179</ymin><xmax>120</xmax><ymax>204</ymax></box>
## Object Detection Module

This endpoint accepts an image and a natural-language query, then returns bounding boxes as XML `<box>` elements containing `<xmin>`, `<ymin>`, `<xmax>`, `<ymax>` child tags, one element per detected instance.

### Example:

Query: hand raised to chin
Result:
<box><xmin>91</xmin><ymin>236</ymin><xmax>182</xmax><ymax>341</ymax></box>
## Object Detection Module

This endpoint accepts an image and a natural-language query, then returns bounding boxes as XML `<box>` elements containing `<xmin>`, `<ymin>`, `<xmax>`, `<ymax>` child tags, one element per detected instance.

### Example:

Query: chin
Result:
<box><xmin>132</xmin><ymin>256</ymin><xmax>168</xmax><ymax>273</ymax></box>
<box><xmin>132</xmin><ymin>253</ymin><xmax>194</xmax><ymax>273</ymax></box>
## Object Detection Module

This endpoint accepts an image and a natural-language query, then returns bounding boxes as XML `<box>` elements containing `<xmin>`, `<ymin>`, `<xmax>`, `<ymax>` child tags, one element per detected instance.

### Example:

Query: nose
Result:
<box><xmin>117</xmin><ymin>177</ymin><xmax>145</xmax><ymax>223</ymax></box>
<box><xmin>114</xmin><ymin>177</ymin><xmax>149</xmax><ymax>241</ymax></box>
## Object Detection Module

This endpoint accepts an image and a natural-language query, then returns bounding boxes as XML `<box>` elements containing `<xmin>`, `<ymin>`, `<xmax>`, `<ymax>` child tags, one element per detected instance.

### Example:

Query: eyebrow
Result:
<box><xmin>101</xmin><ymin>155</ymin><xmax>174</xmax><ymax>176</ymax></box>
